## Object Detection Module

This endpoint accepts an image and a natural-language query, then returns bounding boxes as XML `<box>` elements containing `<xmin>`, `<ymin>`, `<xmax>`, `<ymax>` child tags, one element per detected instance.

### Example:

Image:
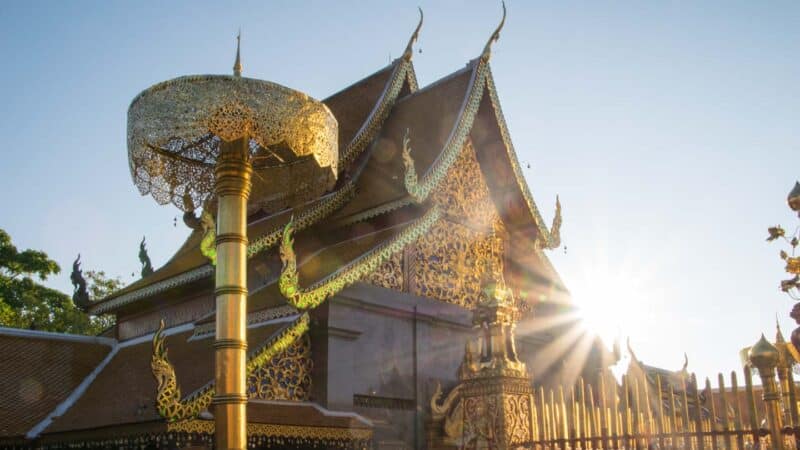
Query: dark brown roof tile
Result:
<box><xmin>0</xmin><ymin>331</ymin><xmax>113</xmax><ymax>438</ymax></box>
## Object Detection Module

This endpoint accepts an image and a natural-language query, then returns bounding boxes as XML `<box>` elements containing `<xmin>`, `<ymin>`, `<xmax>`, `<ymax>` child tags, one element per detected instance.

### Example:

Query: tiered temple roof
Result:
<box><xmin>0</xmin><ymin>12</ymin><xmax>573</xmax><ymax>449</ymax></box>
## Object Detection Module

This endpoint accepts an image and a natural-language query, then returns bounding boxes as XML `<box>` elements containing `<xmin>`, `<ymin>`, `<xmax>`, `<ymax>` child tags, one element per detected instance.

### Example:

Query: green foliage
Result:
<box><xmin>0</xmin><ymin>229</ymin><xmax>123</xmax><ymax>335</ymax></box>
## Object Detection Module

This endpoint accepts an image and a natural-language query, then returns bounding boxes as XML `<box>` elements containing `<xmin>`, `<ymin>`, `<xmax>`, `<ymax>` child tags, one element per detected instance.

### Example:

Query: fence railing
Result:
<box><xmin>524</xmin><ymin>367</ymin><xmax>798</xmax><ymax>450</ymax></box>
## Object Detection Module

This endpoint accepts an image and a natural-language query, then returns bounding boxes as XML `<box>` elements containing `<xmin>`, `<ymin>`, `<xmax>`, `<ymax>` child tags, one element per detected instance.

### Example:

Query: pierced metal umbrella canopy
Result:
<box><xmin>127</xmin><ymin>74</ymin><xmax>338</xmax><ymax>212</ymax></box>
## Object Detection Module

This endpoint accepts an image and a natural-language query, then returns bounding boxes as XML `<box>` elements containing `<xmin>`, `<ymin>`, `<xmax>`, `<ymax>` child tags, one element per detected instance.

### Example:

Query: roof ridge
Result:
<box><xmin>322</xmin><ymin>60</ymin><xmax>396</xmax><ymax>102</ymax></box>
<box><xmin>0</xmin><ymin>326</ymin><xmax>116</xmax><ymax>346</ymax></box>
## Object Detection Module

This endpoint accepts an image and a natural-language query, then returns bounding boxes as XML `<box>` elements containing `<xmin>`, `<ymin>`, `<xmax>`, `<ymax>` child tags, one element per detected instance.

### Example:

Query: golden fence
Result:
<box><xmin>526</xmin><ymin>368</ymin><xmax>798</xmax><ymax>450</ymax></box>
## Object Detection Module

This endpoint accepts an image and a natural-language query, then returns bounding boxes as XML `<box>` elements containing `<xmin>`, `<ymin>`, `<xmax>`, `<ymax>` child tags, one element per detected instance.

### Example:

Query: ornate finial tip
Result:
<box><xmin>776</xmin><ymin>316</ymin><xmax>786</xmax><ymax>342</ymax></box>
<box><xmin>233</xmin><ymin>30</ymin><xmax>243</xmax><ymax>77</ymax></box>
<box><xmin>749</xmin><ymin>334</ymin><xmax>779</xmax><ymax>368</ymax></box>
<box><xmin>481</xmin><ymin>1</ymin><xmax>507</xmax><ymax>60</ymax></box>
<box><xmin>403</xmin><ymin>7</ymin><xmax>424</xmax><ymax>60</ymax></box>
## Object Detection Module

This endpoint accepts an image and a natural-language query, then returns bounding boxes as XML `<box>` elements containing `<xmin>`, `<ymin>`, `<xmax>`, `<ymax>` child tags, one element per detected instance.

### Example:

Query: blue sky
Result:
<box><xmin>1</xmin><ymin>1</ymin><xmax>798</xmax><ymax>382</ymax></box>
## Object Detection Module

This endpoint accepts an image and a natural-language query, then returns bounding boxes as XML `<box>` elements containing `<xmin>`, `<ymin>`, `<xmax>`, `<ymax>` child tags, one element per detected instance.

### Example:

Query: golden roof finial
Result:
<box><xmin>403</xmin><ymin>7</ymin><xmax>424</xmax><ymax>61</ymax></box>
<box><xmin>481</xmin><ymin>1</ymin><xmax>506</xmax><ymax>61</ymax></box>
<box><xmin>233</xmin><ymin>29</ymin><xmax>243</xmax><ymax>77</ymax></box>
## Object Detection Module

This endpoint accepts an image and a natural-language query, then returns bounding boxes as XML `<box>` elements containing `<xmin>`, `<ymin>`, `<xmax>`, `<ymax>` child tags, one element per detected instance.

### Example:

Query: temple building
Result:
<box><xmin>622</xmin><ymin>340</ymin><xmax>711</xmax><ymax>422</ymax></box>
<box><xmin>0</xmin><ymin>12</ymin><xmax>605</xmax><ymax>450</ymax></box>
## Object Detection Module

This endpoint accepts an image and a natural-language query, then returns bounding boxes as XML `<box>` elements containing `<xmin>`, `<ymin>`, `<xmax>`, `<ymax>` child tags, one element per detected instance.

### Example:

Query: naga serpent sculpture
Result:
<box><xmin>151</xmin><ymin>313</ymin><xmax>310</xmax><ymax>422</ymax></box>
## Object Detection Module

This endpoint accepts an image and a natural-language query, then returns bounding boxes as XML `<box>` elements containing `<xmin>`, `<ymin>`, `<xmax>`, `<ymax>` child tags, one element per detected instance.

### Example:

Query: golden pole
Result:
<box><xmin>213</xmin><ymin>137</ymin><xmax>252</xmax><ymax>450</ymax></box>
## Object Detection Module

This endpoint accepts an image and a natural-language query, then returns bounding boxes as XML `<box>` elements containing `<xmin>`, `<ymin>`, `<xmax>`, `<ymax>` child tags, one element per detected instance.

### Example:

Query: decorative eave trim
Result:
<box><xmin>90</xmin><ymin>265</ymin><xmax>213</xmax><ymax>315</ymax></box>
<box><xmin>247</xmin><ymin>181</ymin><xmax>357</xmax><ymax>257</ymax></box>
<box><xmin>484</xmin><ymin>68</ymin><xmax>561</xmax><ymax>249</ymax></box>
<box><xmin>279</xmin><ymin>206</ymin><xmax>442</xmax><ymax>310</ymax></box>
<box><xmin>339</xmin><ymin>59</ymin><xmax>416</xmax><ymax>170</ymax></box>
<box><xmin>406</xmin><ymin>63</ymin><xmax>419</xmax><ymax>92</ymax></box>
<box><xmin>167</xmin><ymin>419</ymin><xmax>373</xmax><ymax>442</ymax></box>
<box><xmin>331</xmin><ymin>197</ymin><xmax>414</xmax><ymax>228</ymax></box>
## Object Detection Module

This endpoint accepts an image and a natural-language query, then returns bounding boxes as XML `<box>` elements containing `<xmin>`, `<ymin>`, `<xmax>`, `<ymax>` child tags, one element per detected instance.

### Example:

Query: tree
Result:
<box><xmin>0</xmin><ymin>228</ymin><xmax>122</xmax><ymax>335</ymax></box>
<box><xmin>83</xmin><ymin>270</ymin><xmax>123</xmax><ymax>332</ymax></box>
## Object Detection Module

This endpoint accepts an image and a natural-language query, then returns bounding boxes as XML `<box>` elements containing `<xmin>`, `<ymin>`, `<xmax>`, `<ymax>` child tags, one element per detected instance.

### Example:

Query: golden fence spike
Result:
<box><xmin>544</xmin><ymin>402</ymin><xmax>552</xmax><ymax>444</ymax></box>
<box><xmin>578</xmin><ymin>381</ymin><xmax>585</xmax><ymax>449</ymax></box>
<box><xmin>731</xmin><ymin>370</ymin><xmax>745</xmax><ymax>450</ymax></box>
<box><xmin>530</xmin><ymin>393</ymin><xmax>539</xmax><ymax>446</ymax></box>
<box><xmin>666</xmin><ymin>404</ymin><xmax>678</xmax><ymax>450</ymax></box>
<box><xmin>538</xmin><ymin>386</ymin><xmax>547</xmax><ymax>443</ymax></box>
<box><xmin>668</xmin><ymin>371</ymin><xmax>681</xmax><ymax>448</ymax></box>
<box><xmin>693</xmin><ymin>373</ymin><xmax>706</xmax><ymax>450</ymax></box>
<box><xmin>560</xmin><ymin>385</ymin><xmax>570</xmax><ymax>450</ymax></box>
<box><xmin>681</xmin><ymin>371</ymin><xmax>693</xmax><ymax>450</ymax></box>
<box><xmin>611</xmin><ymin>373</ymin><xmax>620</xmax><ymax>450</ymax></box>
<box><xmin>642</xmin><ymin>374</ymin><xmax>654</xmax><ymax>438</ymax></box>
<box><xmin>551</xmin><ymin>389</ymin><xmax>561</xmax><ymax>445</ymax></box>
<box><xmin>786</xmin><ymin>366</ymin><xmax>799</xmax><ymax>431</ymax></box>
<box><xmin>597</xmin><ymin>405</ymin><xmax>603</xmax><ymax>450</ymax></box>
<box><xmin>744</xmin><ymin>367</ymin><xmax>759</xmax><ymax>436</ymax></box>
<box><xmin>599</xmin><ymin>372</ymin><xmax>610</xmax><ymax>450</ymax></box>
<box><xmin>718</xmin><ymin>372</ymin><xmax>734</xmax><ymax>450</ymax></box>
<box><xmin>633</xmin><ymin>377</ymin><xmax>643</xmax><ymax>450</ymax></box>
<box><xmin>706</xmin><ymin>376</ymin><xmax>719</xmax><ymax>450</ymax></box>
<box><xmin>567</xmin><ymin>384</ymin><xmax>581</xmax><ymax>449</ymax></box>
<box><xmin>547</xmin><ymin>387</ymin><xmax>554</xmax><ymax>444</ymax></box>
<box><xmin>587</xmin><ymin>382</ymin><xmax>596</xmax><ymax>450</ymax></box>
<box><xmin>654</xmin><ymin>374</ymin><xmax>666</xmax><ymax>450</ymax></box>
<box><xmin>622</xmin><ymin>375</ymin><xmax>632</xmax><ymax>450</ymax></box>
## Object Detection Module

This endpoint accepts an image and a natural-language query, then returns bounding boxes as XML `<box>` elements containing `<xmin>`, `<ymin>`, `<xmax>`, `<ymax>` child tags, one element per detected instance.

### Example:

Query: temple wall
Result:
<box><xmin>314</xmin><ymin>283</ymin><xmax>473</xmax><ymax>449</ymax></box>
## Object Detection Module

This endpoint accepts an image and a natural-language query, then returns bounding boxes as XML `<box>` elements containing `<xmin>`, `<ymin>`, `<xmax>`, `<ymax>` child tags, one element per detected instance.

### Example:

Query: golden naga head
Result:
<box><xmin>402</xmin><ymin>8</ymin><xmax>424</xmax><ymax>61</ymax></box>
<box><xmin>481</xmin><ymin>2</ymin><xmax>506</xmax><ymax>61</ymax></box>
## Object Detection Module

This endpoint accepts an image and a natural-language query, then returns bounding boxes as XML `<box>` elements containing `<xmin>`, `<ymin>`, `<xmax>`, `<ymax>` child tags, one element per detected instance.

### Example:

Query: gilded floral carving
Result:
<box><xmin>504</xmin><ymin>394</ymin><xmax>532</xmax><ymax>445</ymax></box>
<box><xmin>409</xmin><ymin>219</ymin><xmax>503</xmax><ymax>309</ymax></box>
<box><xmin>363</xmin><ymin>251</ymin><xmax>403</xmax><ymax>291</ymax></box>
<box><xmin>431</xmin><ymin>140</ymin><xmax>498</xmax><ymax>230</ymax></box>
<box><xmin>463</xmin><ymin>395</ymin><xmax>500</xmax><ymax>449</ymax></box>
<box><xmin>248</xmin><ymin>332</ymin><xmax>312</xmax><ymax>401</ymax></box>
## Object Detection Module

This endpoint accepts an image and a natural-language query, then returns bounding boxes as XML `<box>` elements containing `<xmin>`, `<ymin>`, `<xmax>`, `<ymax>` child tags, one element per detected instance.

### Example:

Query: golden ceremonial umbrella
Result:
<box><xmin>126</xmin><ymin>37</ymin><xmax>337</xmax><ymax>450</ymax></box>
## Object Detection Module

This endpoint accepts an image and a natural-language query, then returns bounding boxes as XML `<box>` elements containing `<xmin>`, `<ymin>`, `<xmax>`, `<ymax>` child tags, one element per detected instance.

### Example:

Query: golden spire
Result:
<box><xmin>481</xmin><ymin>1</ymin><xmax>507</xmax><ymax>61</ymax></box>
<box><xmin>403</xmin><ymin>7</ymin><xmax>424</xmax><ymax>61</ymax></box>
<box><xmin>776</xmin><ymin>314</ymin><xmax>786</xmax><ymax>343</ymax></box>
<box><xmin>233</xmin><ymin>30</ymin><xmax>243</xmax><ymax>77</ymax></box>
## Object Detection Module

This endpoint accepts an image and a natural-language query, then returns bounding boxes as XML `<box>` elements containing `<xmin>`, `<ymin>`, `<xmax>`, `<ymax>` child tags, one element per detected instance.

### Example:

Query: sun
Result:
<box><xmin>568</xmin><ymin>256</ymin><xmax>655</xmax><ymax>352</ymax></box>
